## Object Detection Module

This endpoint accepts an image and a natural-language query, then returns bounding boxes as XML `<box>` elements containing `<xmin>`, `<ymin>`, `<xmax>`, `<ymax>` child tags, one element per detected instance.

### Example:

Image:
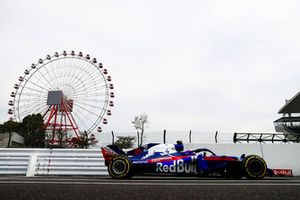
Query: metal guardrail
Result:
<box><xmin>0</xmin><ymin>148</ymin><xmax>108</xmax><ymax>176</ymax></box>
<box><xmin>233</xmin><ymin>132</ymin><xmax>300</xmax><ymax>143</ymax></box>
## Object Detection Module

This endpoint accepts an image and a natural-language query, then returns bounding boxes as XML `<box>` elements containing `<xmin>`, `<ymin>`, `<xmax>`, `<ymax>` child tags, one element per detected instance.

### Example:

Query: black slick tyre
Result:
<box><xmin>108</xmin><ymin>156</ymin><xmax>133</xmax><ymax>179</ymax></box>
<box><xmin>242</xmin><ymin>155</ymin><xmax>267</xmax><ymax>180</ymax></box>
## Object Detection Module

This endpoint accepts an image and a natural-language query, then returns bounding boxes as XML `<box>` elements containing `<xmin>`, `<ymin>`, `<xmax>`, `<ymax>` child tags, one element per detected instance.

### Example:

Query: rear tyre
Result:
<box><xmin>242</xmin><ymin>155</ymin><xmax>267</xmax><ymax>180</ymax></box>
<box><xmin>108</xmin><ymin>156</ymin><xmax>133</xmax><ymax>179</ymax></box>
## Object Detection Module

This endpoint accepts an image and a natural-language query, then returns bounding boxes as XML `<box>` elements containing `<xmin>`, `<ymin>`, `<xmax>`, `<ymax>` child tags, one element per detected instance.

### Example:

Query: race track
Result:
<box><xmin>0</xmin><ymin>176</ymin><xmax>299</xmax><ymax>200</ymax></box>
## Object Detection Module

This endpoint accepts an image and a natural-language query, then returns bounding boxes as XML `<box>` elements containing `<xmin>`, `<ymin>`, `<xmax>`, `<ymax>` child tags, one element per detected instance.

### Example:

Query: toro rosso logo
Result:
<box><xmin>156</xmin><ymin>159</ymin><xmax>196</xmax><ymax>173</ymax></box>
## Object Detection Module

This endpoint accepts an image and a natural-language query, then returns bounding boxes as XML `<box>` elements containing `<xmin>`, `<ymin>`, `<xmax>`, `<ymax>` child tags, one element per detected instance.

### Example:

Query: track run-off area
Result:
<box><xmin>0</xmin><ymin>176</ymin><xmax>300</xmax><ymax>200</ymax></box>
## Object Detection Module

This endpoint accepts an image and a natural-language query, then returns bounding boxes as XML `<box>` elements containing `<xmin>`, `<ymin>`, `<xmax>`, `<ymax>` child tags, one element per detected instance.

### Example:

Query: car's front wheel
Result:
<box><xmin>242</xmin><ymin>155</ymin><xmax>267</xmax><ymax>180</ymax></box>
<box><xmin>108</xmin><ymin>156</ymin><xmax>133</xmax><ymax>179</ymax></box>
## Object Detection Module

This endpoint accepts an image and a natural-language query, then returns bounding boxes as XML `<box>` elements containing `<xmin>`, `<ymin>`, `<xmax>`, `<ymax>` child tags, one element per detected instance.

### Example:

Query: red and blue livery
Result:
<box><xmin>101</xmin><ymin>143</ymin><xmax>269</xmax><ymax>179</ymax></box>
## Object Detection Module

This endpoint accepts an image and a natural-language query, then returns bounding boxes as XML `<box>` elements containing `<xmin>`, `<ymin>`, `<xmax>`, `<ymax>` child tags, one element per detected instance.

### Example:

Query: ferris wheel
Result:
<box><xmin>8</xmin><ymin>50</ymin><xmax>114</xmax><ymax>143</ymax></box>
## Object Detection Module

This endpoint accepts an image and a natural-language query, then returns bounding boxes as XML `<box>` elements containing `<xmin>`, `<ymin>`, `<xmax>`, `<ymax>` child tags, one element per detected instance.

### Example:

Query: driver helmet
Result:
<box><xmin>174</xmin><ymin>140</ymin><xmax>183</xmax><ymax>152</ymax></box>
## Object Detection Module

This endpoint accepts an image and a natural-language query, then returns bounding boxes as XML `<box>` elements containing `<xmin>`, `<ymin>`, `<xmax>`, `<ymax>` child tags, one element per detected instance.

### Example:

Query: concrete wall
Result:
<box><xmin>0</xmin><ymin>132</ymin><xmax>24</xmax><ymax>147</ymax></box>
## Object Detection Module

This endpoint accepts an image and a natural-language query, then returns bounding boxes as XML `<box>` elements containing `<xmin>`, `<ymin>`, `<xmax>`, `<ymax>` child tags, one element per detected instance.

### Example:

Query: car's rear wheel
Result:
<box><xmin>242</xmin><ymin>155</ymin><xmax>267</xmax><ymax>180</ymax></box>
<box><xmin>108</xmin><ymin>156</ymin><xmax>133</xmax><ymax>179</ymax></box>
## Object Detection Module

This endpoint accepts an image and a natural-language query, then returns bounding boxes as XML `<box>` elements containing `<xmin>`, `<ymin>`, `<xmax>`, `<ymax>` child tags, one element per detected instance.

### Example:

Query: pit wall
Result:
<box><xmin>185</xmin><ymin>143</ymin><xmax>300</xmax><ymax>175</ymax></box>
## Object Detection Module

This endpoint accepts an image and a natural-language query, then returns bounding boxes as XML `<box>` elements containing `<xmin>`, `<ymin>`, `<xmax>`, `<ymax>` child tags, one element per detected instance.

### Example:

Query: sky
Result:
<box><xmin>1</xmin><ymin>0</ymin><xmax>300</xmax><ymax>142</ymax></box>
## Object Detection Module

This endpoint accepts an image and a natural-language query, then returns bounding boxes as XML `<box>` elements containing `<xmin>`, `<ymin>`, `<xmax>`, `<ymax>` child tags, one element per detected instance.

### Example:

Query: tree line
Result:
<box><xmin>0</xmin><ymin>113</ymin><xmax>149</xmax><ymax>149</ymax></box>
<box><xmin>0</xmin><ymin>114</ymin><xmax>45</xmax><ymax>148</ymax></box>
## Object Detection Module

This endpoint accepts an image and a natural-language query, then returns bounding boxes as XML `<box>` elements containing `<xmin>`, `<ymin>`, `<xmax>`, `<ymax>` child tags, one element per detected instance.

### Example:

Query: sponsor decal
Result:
<box><xmin>148</xmin><ymin>155</ymin><xmax>190</xmax><ymax>163</ymax></box>
<box><xmin>203</xmin><ymin>156</ymin><xmax>237</xmax><ymax>161</ymax></box>
<box><xmin>141</xmin><ymin>144</ymin><xmax>177</xmax><ymax>159</ymax></box>
<box><xmin>272</xmin><ymin>169</ymin><xmax>293</xmax><ymax>176</ymax></box>
<box><xmin>156</xmin><ymin>158</ymin><xmax>196</xmax><ymax>173</ymax></box>
<box><xmin>132</xmin><ymin>160</ymin><xmax>148</xmax><ymax>164</ymax></box>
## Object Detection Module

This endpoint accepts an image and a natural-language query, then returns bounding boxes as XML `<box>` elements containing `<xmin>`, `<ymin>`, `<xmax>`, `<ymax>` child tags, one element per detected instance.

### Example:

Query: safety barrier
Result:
<box><xmin>0</xmin><ymin>143</ymin><xmax>300</xmax><ymax>176</ymax></box>
<box><xmin>0</xmin><ymin>148</ymin><xmax>108</xmax><ymax>176</ymax></box>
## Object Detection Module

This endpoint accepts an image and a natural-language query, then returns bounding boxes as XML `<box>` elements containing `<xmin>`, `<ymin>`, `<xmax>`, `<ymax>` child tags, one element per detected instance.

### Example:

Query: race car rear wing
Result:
<box><xmin>101</xmin><ymin>145</ymin><xmax>127</xmax><ymax>166</ymax></box>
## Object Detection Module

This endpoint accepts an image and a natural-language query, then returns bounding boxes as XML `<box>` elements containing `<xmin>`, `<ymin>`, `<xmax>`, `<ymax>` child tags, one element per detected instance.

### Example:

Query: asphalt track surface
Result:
<box><xmin>0</xmin><ymin>176</ymin><xmax>300</xmax><ymax>200</ymax></box>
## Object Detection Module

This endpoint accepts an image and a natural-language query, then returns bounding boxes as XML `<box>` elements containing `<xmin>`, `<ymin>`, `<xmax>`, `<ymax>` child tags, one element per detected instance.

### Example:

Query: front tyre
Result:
<box><xmin>242</xmin><ymin>155</ymin><xmax>267</xmax><ymax>180</ymax></box>
<box><xmin>108</xmin><ymin>156</ymin><xmax>133</xmax><ymax>179</ymax></box>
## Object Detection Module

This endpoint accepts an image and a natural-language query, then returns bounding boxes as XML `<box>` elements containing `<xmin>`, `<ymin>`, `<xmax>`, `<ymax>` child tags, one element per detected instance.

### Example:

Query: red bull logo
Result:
<box><xmin>156</xmin><ymin>159</ymin><xmax>196</xmax><ymax>173</ymax></box>
<box><xmin>272</xmin><ymin>169</ymin><xmax>293</xmax><ymax>176</ymax></box>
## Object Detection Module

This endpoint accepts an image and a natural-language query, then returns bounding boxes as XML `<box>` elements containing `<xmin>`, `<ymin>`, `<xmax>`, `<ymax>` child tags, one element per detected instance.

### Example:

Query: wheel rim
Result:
<box><xmin>248</xmin><ymin>159</ymin><xmax>264</xmax><ymax>175</ymax></box>
<box><xmin>112</xmin><ymin>160</ymin><xmax>127</xmax><ymax>175</ymax></box>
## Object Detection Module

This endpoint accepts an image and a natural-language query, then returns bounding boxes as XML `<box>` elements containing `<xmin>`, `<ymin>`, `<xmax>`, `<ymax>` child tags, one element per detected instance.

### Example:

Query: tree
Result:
<box><xmin>0</xmin><ymin>124</ymin><xmax>6</xmax><ymax>133</ymax></box>
<box><xmin>73</xmin><ymin>134</ymin><xmax>89</xmax><ymax>149</ymax></box>
<box><xmin>73</xmin><ymin>131</ymin><xmax>98</xmax><ymax>149</ymax></box>
<box><xmin>114</xmin><ymin>136</ymin><xmax>136</xmax><ymax>149</ymax></box>
<box><xmin>21</xmin><ymin>113</ymin><xmax>45</xmax><ymax>148</ymax></box>
<box><xmin>132</xmin><ymin>113</ymin><xmax>148</xmax><ymax>146</ymax></box>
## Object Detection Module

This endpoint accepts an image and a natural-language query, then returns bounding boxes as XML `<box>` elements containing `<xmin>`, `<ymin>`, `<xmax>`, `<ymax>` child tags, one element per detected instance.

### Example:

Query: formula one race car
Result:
<box><xmin>101</xmin><ymin>143</ymin><xmax>269</xmax><ymax>179</ymax></box>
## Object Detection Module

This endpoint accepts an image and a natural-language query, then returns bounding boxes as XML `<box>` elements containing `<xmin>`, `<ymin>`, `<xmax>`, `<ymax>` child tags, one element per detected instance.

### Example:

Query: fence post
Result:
<box><xmin>163</xmin><ymin>130</ymin><xmax>166</xmax><ymax>143</ymax></box>
<box><xmin>26</xmin><ymin>154</ymin><xmax>37</xmax><ymax>177</ymax></box>
<box><xmin>215</xmin><ymin>131</ymin><xmax>218</xmax><ymax>143</ymax></box>
<box><xmin>111</xmin><ymin>131</ymin><xmax>114</xmax><ymax>145</ymax></box>
<box><xmin>137</xmin><ymin>131</ymin><xmax>140</xmax><ymax>147</ymax></box>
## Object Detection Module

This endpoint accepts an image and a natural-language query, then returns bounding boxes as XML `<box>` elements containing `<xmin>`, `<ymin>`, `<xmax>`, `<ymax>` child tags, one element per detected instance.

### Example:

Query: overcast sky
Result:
<box><xmin>1</xmin><ymin>0</ymin><xmax>300</xmax><ymax>140</ymax></box>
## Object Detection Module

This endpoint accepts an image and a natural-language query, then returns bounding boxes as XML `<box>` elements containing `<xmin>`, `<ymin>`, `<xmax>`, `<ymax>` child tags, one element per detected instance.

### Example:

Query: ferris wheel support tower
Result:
<box><xmin>44</xmin><ymin>90</ymin><xmax>80</xmax><ymax>145</ymax></box>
